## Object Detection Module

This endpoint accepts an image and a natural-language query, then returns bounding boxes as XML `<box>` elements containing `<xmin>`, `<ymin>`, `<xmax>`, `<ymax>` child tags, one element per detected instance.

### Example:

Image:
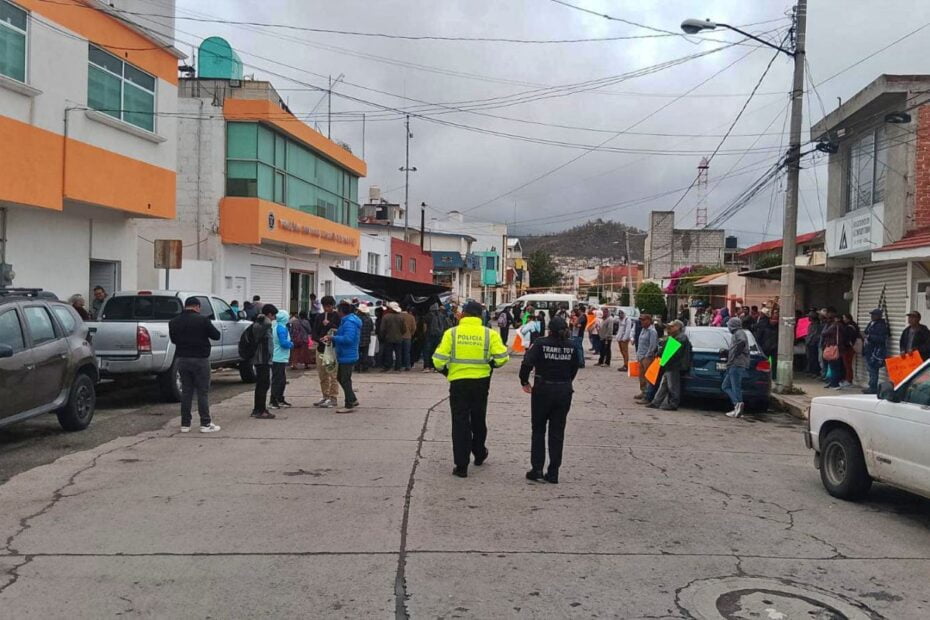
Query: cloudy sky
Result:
<box><xmin>158</xmin><ymin>0</ymin><xmax>930</xmax><ymax>245</ymax></box>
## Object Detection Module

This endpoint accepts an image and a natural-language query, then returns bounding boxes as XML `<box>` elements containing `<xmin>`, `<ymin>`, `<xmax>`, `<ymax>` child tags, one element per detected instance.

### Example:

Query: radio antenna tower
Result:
<box><xmin>696</xmin><ymin>157</ymin><xmax>709</xmax><ymax>227</ymax></box>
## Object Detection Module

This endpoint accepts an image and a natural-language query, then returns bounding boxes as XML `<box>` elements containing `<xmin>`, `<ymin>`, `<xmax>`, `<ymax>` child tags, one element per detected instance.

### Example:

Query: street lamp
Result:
<box><xmin>681</xmin><ymin>2</ymin><xmax>807</xmax><ymax>393</ymax></box>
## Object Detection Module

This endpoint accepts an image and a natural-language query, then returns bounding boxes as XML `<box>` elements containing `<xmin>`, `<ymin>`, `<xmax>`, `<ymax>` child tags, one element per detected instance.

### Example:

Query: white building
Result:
<box><xmin>429</xmin><ymin>211</ymin><xmax>507</xmax><ymax>305</ymax></box>
<box><xmin>1</xmin><ymin>0</ymin><xmax>182</xmax><ymax>299</ymax></box>
<box><xmin>136</xmin><ymin>73</ymin><xmax>366</xmax><ymax>313</ymax></box>
<box><xmin>331</xmin><ymin>232</ymin><xmax>390</xmax><ymax>301</ymax></box>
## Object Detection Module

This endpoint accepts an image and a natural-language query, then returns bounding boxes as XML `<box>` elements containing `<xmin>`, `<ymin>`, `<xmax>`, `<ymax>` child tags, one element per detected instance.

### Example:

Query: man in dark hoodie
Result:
<box><xmin>250</xmin><ymin>304</ymin><xmax>278</xmax><ymax>419</ymax></box>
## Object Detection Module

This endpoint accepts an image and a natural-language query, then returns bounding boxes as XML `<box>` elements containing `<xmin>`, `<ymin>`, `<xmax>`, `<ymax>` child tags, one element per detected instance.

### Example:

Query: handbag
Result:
<box><xmin>853</xmin><ymin>338</ymin><xmax>863</xmax><ymax>354</ymax></box>
<box><xmin>823</xmin><ymin>345</ymin><xmax>840</xmax><ymax>361</ymax></box>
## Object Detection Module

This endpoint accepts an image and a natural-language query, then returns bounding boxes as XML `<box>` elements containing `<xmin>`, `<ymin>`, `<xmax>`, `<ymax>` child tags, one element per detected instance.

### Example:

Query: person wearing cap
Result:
<box><xmin>862</xmin><ymin>308</ymin><xmax>889</xmax><ymax>394</ymax></box>
<box><xmin>520</xmin><ymin>315</ymin><xmax>580</xmax><ymax>484</ymax></box>
<box><xmin>634</xmin><ymin>314</ymin><xmax>657</xmax><ymax>401</ymax></box>
<box><xmin>722</xmin><ymin>317</ymin><xmax>750</xmax><ymax>418</ymax></box>
<box><xmin>168</xmin><ymin>297</ymin><xmax>222</xmax><ymax>433</ymax></box>
<box><xmin>900</xmin><ymin>310</ymin><xmax>930</xmax><ymax>361</ymax></box>
<box><xmin>647</xmin><ymin>320</ymin><xmax>691</xmax><ymax>411</ymax></box>
<box><xmin>380</xmin><ymin>301</ymin><xmax>406</xmax><ymax>371</ymax></box>
<box><xmin>432</xmin><ymin>300</ymin><xmax>510</xmax><ymax>478</ymax></box>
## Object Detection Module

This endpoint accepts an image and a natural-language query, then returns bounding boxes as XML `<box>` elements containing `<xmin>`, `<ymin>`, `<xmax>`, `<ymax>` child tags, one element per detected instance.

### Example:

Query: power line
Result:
<box><xmin>547</xmin><ymin>0</ymin><xmax>685</xmax><ymax>36</ymax></box>
<box><xmin>814</xmin><ymin>19</ymin><xmax>930</xmax><ymax>86</ymax></box>
<box><xmin>458</xmin><ymin>43</ymin><xmax>762</xmax><ymax>214</ymax></box>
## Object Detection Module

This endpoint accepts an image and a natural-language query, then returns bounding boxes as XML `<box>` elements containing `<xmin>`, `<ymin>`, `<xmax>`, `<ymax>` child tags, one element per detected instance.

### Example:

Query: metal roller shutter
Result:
<box><xmin>249</xmin><ymin>265</ymin><xmax>285</xmax><ymax>309</ymax></box>
<box><xmin>855</xmin><ymin>263</ymin><xmax>907</xmax><ymax>382</ymax></box>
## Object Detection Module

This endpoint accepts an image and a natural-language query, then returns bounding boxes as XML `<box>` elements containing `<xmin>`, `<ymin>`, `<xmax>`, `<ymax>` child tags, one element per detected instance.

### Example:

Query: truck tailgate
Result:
<box><xmin>86</xmin><ymin>322</ymin><xmax>140</xmax><ymax>358</ymax></box>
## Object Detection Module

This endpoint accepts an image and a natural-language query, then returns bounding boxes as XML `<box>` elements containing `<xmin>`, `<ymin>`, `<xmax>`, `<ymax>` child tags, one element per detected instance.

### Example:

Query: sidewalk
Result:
<box><xmin>769</xmin><ymin>372</ymin><xmax>866</xmax><ymax>419</ymax></box>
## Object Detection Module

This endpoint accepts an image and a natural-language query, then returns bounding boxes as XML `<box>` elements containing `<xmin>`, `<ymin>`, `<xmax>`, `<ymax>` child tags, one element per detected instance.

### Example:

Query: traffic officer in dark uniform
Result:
<box><xmin>519</xmin><ymin>315</ymin><xmax>581</xmax><ymax>484</ymax></box>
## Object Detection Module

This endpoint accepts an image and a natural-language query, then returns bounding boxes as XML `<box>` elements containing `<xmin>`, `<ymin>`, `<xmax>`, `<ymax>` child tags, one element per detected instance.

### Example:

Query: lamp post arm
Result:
<box><xmin>716</xmin><ymin>23</ymin><xmax>794</xmax><ymax>56</ymax></box>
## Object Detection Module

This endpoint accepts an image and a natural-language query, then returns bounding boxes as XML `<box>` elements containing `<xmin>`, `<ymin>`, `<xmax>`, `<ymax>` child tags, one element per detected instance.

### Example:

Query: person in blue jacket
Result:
<box><xmin>270</xmin><ymin>309</ymin><xmax>294</xmax><ymax>409</ymax></box>
<box><xmin>326</xmin><ymin>301</ymin><xmax>362</xmax><ymax>413</ymax></box>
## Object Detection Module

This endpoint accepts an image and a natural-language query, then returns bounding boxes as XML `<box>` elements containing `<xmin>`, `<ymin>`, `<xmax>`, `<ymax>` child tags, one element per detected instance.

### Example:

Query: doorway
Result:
<box><xmin>290</xmin><ymin>271</ymin><xmax>315</xmax><ymax>314</ymax></box>
<box><xmin>89</xmin><ymin>260</ymin><xmax>120</xmax><ymax>298</ymax></box>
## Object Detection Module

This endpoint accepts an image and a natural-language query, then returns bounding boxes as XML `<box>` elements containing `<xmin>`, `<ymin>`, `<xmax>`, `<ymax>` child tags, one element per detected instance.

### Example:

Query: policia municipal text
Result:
<box><xmin>433</xmin><ymin>301</ymin><xmax>510</xmax><ymax>478</ymax></box>
<box><xmin>519</xmin><ymin>316</ymin><xmax>580</xmax><ymax>484</ymax></box>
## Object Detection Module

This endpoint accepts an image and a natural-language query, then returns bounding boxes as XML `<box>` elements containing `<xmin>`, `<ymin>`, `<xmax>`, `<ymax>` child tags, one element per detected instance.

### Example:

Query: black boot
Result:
<box><xmin>526</xmin><ymin>469</ymin><xmax>544</xmax><ymax>482</ymax></box>
<box><xmin>453</xmin><ymin>466</ymin><xmax>468</xmax><ymax>478</ymax></box>
<box><xmin>544</xmin><ymin>470</ymin><xmax>559</xmax><ymax>484</ymax></box>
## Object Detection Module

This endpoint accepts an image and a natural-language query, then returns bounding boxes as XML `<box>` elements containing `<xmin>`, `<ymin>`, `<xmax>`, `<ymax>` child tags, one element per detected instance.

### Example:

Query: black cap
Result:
<box><xmin>184</xmin><ymin>297</ymin><xmax>201</xmax><ymax>308</ymax></box>
<box><xmin>549</xmin><ymin>316</ymin><xmax>568</xmax><ymax>333</ymax></box>
<box><xmin>463</xmin><ymin>300</ymin><xmax>484</xmax><ymax>316</ymax></box>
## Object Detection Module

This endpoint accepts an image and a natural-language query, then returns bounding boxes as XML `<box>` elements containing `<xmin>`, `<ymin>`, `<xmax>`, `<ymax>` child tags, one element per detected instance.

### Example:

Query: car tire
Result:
<box><xmin>239</xmin><ymin>362</ymin><xmax>256</xmax><ymax>383</ymax></box>
<box><xmin>820</xmin><ymin>428</ymin><xmax>872</xmax><ymax>500</ymax></box>
<box><xmin>56</xmin><ymin>373</ymin><xmax>96</xmax><ymax>432</ymax></box>
<box><xmin>158</xmin><ymin>360</ymin><xmax>182</xmax><ymax>403</ymax></box>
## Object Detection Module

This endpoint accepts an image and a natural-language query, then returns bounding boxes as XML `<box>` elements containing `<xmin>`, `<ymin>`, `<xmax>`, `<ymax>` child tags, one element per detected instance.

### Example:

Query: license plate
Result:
<box><xmin>715</xmin><ymin>362</ymin><xmax>727</xmax><ymax>371</ymax></box>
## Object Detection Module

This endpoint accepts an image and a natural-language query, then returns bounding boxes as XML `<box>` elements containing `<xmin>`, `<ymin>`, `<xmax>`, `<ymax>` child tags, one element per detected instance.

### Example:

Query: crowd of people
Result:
<box><xmin>165</xmin><ymin>289</ymin><xmax>930</xmax><ymax>481</ymax></box>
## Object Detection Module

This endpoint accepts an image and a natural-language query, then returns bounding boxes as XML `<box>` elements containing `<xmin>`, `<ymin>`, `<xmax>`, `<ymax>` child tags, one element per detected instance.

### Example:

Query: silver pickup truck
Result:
<box><xmin>86</xmin><ymin>290</ymin><xmax>255</xmax><ymax>401</ymax></box>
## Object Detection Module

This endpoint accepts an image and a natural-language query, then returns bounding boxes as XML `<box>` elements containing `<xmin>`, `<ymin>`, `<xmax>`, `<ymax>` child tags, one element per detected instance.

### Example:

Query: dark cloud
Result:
<box><xmin>170</xmin><ymin>0</ymin><xmax>930</xmax><ymax>246</ymax></box>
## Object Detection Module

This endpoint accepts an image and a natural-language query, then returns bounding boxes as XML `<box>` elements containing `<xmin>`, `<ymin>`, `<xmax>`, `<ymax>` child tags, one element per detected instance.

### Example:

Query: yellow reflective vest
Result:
<box><xmin>432</xmin><ymin>316</ymin><xmax>509</xmax><ymax>381</ymax></box>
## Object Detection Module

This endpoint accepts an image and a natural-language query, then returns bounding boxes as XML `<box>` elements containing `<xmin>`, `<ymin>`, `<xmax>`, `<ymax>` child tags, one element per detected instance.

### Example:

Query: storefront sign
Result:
<box><xmin>826</xmin><ymin>205</ymin><xmax>884</xmax><ymax>257</ymax></box>
<box><xmin>220</xmin><ymin>197</ymin><xmax>360</xmax><ymax>257</ymax></box>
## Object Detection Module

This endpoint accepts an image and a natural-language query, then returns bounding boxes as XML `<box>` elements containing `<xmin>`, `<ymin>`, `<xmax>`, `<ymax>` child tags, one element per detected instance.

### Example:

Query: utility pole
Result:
<box><xmin>399</xmin><ymin>115</ymin><xmax>417</xmax><ymax>242</ymax></box>
<box><xmin>680</xmin><ymin>3</ymin><xmax>806</xmax><ymax>391</ymax></box>
<box><xmin>775</xmin><ymin>0</ymin><xmax>807</xmax><ymax>392</ymax></box>
<box><xmin>625</xmin><ymin>229</ymin><xmax>635</xmax><ymax>309</ymax></box>
<box><xmin>327</xmin><ymin>75</ymin><xmax>332</xmax><ymax>139</ymax></box>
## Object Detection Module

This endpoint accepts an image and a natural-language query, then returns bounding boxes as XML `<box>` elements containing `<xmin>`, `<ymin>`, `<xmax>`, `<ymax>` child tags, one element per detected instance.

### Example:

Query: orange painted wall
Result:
<box><xmin>220</xmin><ymin>197</ymin><xmax>360</xmax><ymax>257</ymax></box>
<box><xmin>0</xmin><ymin>116</ymin><xmax>63</xmax><ymax>210</ymax></box>
<box><xmin>223</xmin><ymin>99</ymin><xmax>367</xmax><ymax>177</ymax></box>
<box><xmin>0</xmin><ymin>115</ymin><xmax>175</xmax><ymax>218</ymax></box>
<box><xmin>18</xmin><ymin>0</ymin><xmax>178</xmax><ymax>84</ymax></box>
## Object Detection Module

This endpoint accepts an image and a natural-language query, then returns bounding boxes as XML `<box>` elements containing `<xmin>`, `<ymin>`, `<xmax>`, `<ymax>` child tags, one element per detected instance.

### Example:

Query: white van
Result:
<box><xmin>514</xmin><ymin>293</ymin><xmax>577</xmax><ymax>322</ymax></box>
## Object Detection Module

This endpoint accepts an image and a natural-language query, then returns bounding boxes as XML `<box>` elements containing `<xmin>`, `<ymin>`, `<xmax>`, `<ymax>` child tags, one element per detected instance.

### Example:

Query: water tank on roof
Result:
<box><xmin>725</xmin><ymin>235</ymin><xmax>738</xmax><ymax>249</ymax></box>
<box><xmin>369</xmin><ymin>186</ymin><xmax>381</xmax><ymax>202</ymax></box>
<box><xmin>198</xmin><ymin>37</ymin><xmax>243</xmax><ymax>80</ymax></box>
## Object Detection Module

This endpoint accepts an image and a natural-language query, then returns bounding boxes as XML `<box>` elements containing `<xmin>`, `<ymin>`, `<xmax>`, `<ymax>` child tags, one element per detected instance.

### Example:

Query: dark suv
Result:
<box><xmin>0</xmin><ymin>289</ymin><xmax>98</xmax><ymax>431</ymax></box>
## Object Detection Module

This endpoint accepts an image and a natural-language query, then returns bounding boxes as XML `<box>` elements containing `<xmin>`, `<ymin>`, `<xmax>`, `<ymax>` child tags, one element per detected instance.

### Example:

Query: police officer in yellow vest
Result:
<box><xmin>433</xmin><ymin>300</ymin><xmax>509</xmax><ymax>478</ymax></box>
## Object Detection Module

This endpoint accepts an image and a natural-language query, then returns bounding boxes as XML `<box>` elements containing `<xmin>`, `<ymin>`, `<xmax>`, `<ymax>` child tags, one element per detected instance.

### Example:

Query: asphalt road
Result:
<box><xmin>0</xmin><ymin>367</ymin><xmax>308</xmax><ymax>484</ymax></box>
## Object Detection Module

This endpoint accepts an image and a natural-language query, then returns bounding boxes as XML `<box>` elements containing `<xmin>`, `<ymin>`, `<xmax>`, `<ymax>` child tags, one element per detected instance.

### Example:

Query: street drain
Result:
<box><xmin>677</xmin><ymin>577</ymin><xmax>882</xmax><ymax>620</ymax></box>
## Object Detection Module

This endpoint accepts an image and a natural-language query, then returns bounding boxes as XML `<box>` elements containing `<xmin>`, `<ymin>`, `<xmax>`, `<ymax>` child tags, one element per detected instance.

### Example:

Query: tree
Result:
<box><xmin>527</xmin><ymin>249</ymin><xmax>562</xmax><ymax>289</ymax></box>
<box><xmin>620</xmin><ymin>286</ymin><xmax>630</xmax><ymax>306</ymax></box>
<box><xmin>636</xmin><ymin>282</ymin><xmax>667</xmax><ymax>318</ymax></box>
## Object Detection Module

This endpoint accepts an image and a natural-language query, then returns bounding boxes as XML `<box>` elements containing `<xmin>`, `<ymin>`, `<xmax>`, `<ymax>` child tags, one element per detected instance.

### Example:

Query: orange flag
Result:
<box><xmin>512</xmin><ymin>332</ymin><xmax>525</xmax><ymax>353</ymax></box>
<box><xmin>645</xmin><ymin>358</ymin><xmax>662</xmax><ymax>385</ymax></box>
<box><xmin>886</xmin><ymin>351</ymin><xmax>923</xmax><ymax>386</ymax></box>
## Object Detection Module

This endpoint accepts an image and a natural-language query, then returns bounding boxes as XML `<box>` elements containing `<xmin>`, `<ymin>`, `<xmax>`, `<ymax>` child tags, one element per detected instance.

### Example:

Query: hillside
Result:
<box><xmin>520</xmin><ymin>219</ymin><xmax>645</xmax><ymax>260</ymax></box>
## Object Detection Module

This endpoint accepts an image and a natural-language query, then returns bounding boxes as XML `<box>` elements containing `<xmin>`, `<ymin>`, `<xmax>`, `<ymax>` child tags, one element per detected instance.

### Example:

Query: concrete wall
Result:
<box><xmin>390</xmin><ymin>237</ymin><xmax>433</xmax><ymax>284</ymax></box>
<box><xmin>5</xmin><ymin>203</ymin><xmax>138</xmax><ymax>299</ymax></box>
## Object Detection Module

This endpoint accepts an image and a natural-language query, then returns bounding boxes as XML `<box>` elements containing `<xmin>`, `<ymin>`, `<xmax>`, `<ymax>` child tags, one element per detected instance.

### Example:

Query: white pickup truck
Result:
<box><xmin>804</xmin><ymin>360</ymin><xmax>930</xmax><ymax>501</ymax></box>
<box><xmin>86</xmin><ymin>290</ymin><xmax>255</xmax><ymax>401</ymax></box>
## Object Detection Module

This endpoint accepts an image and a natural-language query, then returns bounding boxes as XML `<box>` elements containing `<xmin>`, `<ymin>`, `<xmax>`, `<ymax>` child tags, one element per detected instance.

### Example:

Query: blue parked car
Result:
<box><xmin>682</xmin><ymin>326</ymin><xmax>772</xmax><ymax>411</ymax></box>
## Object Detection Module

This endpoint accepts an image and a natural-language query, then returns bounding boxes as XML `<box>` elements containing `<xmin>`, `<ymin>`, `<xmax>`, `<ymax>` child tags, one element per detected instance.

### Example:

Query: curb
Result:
<box><xmin>769</xmin><ymin>392</ymin><xmax>809</xmax><ymax>420</ymax></box>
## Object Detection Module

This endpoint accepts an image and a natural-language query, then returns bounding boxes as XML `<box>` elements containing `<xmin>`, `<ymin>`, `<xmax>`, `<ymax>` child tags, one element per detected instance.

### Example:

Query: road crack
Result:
<box><xmin>394</xmin><ymin>395</ymin><xmax>448</xmax><ymax>620</ymax></box>
<box><xmin>4</xmin><ymin>436</ymin><xmax>153</xmax><ymax>555</ymax></box>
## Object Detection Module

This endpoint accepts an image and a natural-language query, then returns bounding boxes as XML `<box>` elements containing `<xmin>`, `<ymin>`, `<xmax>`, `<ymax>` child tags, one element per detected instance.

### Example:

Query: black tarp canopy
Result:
<box><xmin>330</xmin><ymin>267</ymin><xmax>451</xmax><ymax>310</ymax></box>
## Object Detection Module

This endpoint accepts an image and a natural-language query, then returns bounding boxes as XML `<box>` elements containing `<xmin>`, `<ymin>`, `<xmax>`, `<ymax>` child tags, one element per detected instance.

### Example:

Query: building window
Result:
<box><xmin>395</xmin><ymin>254</ymin><xmax>403</xmax><ymax>272</ymax></box>
<box><xmin>87</xmin><ymin>44</ymin><xmax>156</xmax><ymax>132</ymax></box>
<box><xmin>0</xmin><ymin>1</ymin><xmax>27</xmax><ymax>83</ymax></box>
<box><xmin>367</xmin><ymin>252</ymin><xmax>380</xmax><ymax>274</ymax></box>
<box><xmin>485</xmin><ymin>256</ymin><xmax>496</xmax><ymax>270</ymax></box>
<box><xmin>845</xmin><ymin>128</ymin><xmax>887</xmax><ymax>213</ymax></box>
<box><xmin>409</xmin><ymin>258</ymin><xmax>416</xmax><ymax>273</ymax></box>
<box><xmin>225</xmin><ymin>121</ymin><xmax>360</xmax><ymax>227</ymax></box>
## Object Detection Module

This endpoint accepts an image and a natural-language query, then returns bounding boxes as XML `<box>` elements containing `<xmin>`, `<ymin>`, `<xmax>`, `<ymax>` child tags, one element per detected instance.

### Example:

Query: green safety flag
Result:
<box><xmin>659</xmin><ymin>337</ymin><xmax>682</xmax><ymax>366</ymax></box>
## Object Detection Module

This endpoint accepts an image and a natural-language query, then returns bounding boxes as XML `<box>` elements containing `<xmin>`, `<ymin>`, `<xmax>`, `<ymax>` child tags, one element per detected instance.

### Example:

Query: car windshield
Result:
<box><xmin>686</xmin><ymin>327</ymin><xmax>760</xmax><ymax>353</ymax></box>
<box><xmin>102</xmin><ymin>296</ymin><xmax>183</xmax><ymax>320</ymax></box>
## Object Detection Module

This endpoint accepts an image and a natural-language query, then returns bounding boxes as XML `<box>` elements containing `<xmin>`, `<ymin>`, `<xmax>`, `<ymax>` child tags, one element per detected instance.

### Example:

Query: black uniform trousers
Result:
<box><xmin>530</xmin><ymin>381</ymin><xmax>573</xmax><ymax>474</ymax></box>
<box><xmin>448</xmin><ymin>377</ymin><xmax>491</xmax><ymax>468</ymax></box>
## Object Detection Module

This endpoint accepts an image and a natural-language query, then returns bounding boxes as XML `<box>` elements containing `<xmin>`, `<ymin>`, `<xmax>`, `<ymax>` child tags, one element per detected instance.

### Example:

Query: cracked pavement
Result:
<box><xmin>0</xmin><ymin>358</ymin><xmax>928</xmax><ymax>618</ymax></box>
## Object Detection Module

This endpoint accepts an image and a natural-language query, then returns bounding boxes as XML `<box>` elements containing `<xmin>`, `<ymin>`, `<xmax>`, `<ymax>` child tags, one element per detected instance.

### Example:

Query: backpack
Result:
<box><xmin>497</xmin><ymin>312</ymin><xmax>509</xmax><ymax>328</ymax></box>
<box><xmin>238</xmin><ymin>325</ymin><xmax>258</xmax><ymax>360</ymax></box>
<box><xmin>612</xmin><ymin>318</ymin><xmax>620</xmax><ymax>335</ymax></box>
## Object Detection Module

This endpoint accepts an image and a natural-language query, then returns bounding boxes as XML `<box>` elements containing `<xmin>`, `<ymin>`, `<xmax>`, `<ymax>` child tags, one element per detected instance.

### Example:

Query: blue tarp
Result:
<box><xmin>431</xmin><ymin>251</ymin><xmax>465</xmax><ymax>269</ymax></box>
